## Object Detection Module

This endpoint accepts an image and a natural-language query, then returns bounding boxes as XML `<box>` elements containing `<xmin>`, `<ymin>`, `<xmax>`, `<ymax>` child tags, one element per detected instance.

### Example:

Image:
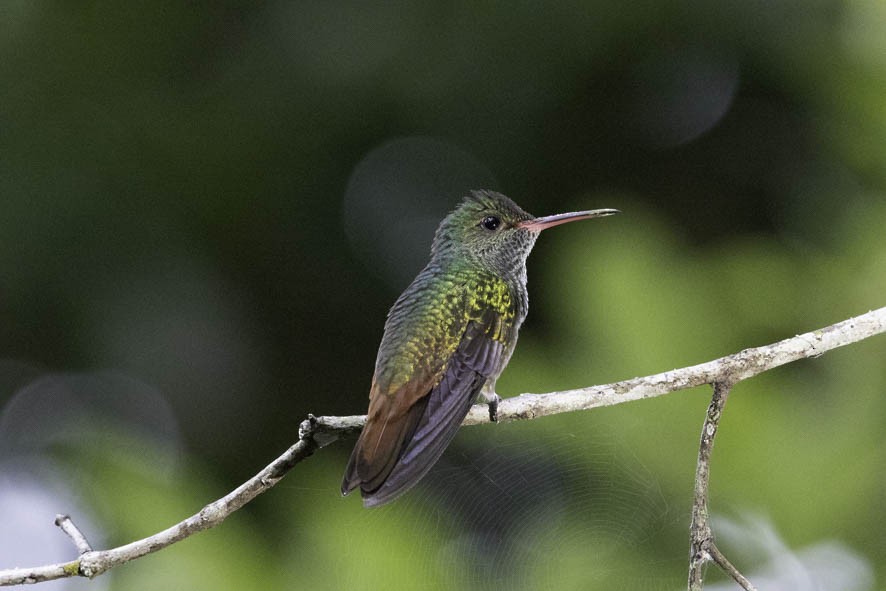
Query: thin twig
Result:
<box><xmin>54</xmin><ymin>515</ymin><xmax>93</xmax><ymax>555</ymax></box>
<box><xmin>708</xmin><ymin>543</ymin><xmax>757</xmax><ymax>591</ymax></box>
<box><xmin>687</xmin><ymin>382</ymin><xmax>756</xmax><ymax>590</ymax></box>
<box><xmin>0</xmin><ymin>307</ymin><xmax>883</xmax><ymax>586</ymax></box>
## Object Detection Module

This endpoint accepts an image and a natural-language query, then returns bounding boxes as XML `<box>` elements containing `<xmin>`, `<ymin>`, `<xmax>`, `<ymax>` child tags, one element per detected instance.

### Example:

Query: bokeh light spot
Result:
<box><xmin>626</xmin><ymin>48</ymin><xmax>739</xmax><ymax>147</ymax></box>
<box><xmin>343</xmin><ymin>136</ymin><xmax>498</xmax><ymax>289</ymax></box>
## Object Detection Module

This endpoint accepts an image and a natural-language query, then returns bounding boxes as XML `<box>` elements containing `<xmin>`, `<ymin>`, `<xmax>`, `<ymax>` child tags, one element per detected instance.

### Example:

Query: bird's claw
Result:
<box><xmin>485</xmin><ymin>392</ymin><xmax>501</xmax><ymax>423</ymax></box>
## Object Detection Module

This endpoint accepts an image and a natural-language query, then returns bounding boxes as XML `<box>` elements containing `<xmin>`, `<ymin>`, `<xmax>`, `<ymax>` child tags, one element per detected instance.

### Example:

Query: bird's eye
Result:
<box><xmin>481</xmin><ymin>216</ymin><xmax>501</xmax><ymax>231</ymax></box>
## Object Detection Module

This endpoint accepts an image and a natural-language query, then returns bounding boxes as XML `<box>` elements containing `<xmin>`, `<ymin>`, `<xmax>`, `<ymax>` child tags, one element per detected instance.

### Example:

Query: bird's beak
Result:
<box><xmin>518</xmin><ymin>208</ymin><xmax>620</xmax><ymax>232</ymax></box>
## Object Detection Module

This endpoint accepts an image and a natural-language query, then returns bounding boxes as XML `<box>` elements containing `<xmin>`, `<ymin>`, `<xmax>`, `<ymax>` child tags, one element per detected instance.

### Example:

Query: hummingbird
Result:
<box><xmin>341</xmin><ymin>190</ymin><xmax>618</xmax><ymax>507</ymax></box>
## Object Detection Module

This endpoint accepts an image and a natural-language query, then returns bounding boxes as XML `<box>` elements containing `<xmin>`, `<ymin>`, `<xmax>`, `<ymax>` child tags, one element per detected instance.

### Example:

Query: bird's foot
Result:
<box><xmin>481</xmin><ymin>392</ymin><xmax>501</xmax><ymax>423</ymax></box>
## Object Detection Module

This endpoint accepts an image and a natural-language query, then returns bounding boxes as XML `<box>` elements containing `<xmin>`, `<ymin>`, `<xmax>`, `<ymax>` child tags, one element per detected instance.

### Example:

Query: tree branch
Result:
<box><xmin>462</xmin><ymin>306</ymin><xmax>886</xmax><ymax>425</ymax></box>
<box><xmin>688</xmin><ymin>383</ymin><xmax>757</xmax><ymax>590</ymax></box>
<box><xmin>0</xmin><ymin>425</ymin><xmax>322</xmax><ymax>586</ymax></box>
<box><xmin>1</xmin><ymin>306</ymin><xmax>883</xmax><ymax>587</ymax></box>
<box><xmin>708</xmin><ymin>544</ymin><xmax>757</xmax><ymax>591</ymax></box>
<box><xmin>54</xmin><ymin>515</ymin><xmax>93</xmax><ymax>555</ymax></box>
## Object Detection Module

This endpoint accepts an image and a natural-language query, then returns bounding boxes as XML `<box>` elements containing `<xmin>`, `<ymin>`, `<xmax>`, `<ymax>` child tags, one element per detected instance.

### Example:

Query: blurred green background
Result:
<box><xmin>1</xmin><ymin>2</ymin><xmax>884</xmax><ymax>590</ymax></box>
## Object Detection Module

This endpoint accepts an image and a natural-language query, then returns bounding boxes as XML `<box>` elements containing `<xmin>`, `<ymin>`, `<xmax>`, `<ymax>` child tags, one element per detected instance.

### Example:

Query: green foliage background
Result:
<box><xmin>1</xmin><ymin>2</ymin><xmax>884</xmax><ymax>589</ymax></box>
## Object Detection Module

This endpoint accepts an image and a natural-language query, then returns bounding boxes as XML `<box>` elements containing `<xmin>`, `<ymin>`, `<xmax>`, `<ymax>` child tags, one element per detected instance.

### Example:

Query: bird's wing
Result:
<box><xmin>366</xmin><ymin>308</ymin><xmax>507</xmax><ymax>505</ymax></box>
<box><xmin>342</xmin><ymin>283</ymin><xmax>514</xmax><ymax>507</ymax></box>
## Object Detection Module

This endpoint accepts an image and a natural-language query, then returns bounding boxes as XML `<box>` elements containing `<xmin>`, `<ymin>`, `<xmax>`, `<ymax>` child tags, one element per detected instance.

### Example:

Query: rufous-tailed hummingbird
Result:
<box><xmin>342</xmin><ymin>190</ymin><xmax>618</xmax><ymax>506</ymax></box>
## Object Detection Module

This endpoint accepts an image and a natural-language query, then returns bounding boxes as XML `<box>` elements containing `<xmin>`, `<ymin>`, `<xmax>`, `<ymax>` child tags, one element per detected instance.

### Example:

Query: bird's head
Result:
<box><xmin>430</xmin><ymin>190</ymin><xmax>618</xmax><ymax>278</ymax></box>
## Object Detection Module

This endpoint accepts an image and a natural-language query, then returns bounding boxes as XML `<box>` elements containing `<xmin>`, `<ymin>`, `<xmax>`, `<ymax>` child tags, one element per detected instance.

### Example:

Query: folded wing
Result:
<box><xmin>342</xmin><ymin>305</ymin><xmax>509</xmax><ymax>507</ymax></box>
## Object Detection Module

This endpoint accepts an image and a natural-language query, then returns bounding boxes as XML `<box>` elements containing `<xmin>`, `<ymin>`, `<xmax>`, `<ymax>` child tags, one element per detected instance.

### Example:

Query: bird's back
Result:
<box><xmin>342</xmin><ymin>262</ymin><xmax>527</xmax><ymax>506</ymax></box>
